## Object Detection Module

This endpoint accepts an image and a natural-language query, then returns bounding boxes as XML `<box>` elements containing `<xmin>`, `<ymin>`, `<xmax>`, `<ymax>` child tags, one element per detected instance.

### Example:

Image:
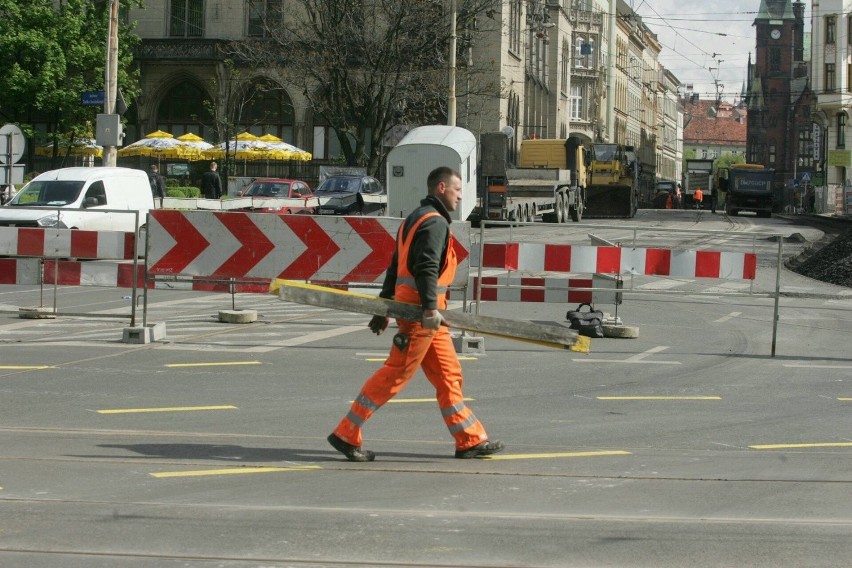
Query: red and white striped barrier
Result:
<box><xmin>481</xmin><ymin>243</ymin><xmax>757</xmax><ymax>280</ymax></box>
<box><xmin>0</xmin><ymin>227</ymin><xmax>135</xmax><ymax>260</ymax></box>
<box><xmin>473</xmin><ymin>276</ymin><xmax>593</xmax><ymax>303</ymax></box>
<box><xmin>147</xmin><ymin>210</ymin><xmax>471</xmax><ymax>286</ymax></box>
<box><xmin>0</xmin><ymin>258</ymin><xmax>41</xmax><ymax>285</ymax></box>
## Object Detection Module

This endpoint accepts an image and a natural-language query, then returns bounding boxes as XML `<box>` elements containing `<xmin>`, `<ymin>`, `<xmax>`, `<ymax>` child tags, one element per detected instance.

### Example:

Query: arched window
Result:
<box><xmin>155</xmin><ymin>80</ymin><xmax>212</xmax><ymax>139</ymax></box>
<box><xmin>239</xmin><ymin>82</ymin><xmax>295</xmax><ymax>143</ymax></box>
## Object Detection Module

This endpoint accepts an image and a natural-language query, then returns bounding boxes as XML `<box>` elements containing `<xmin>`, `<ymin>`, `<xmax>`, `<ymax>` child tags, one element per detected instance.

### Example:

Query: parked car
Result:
<box><xmin>238</xmin><ymin>178</ymin><xmax>315</xmax><ymax>214</ymax></box>
<box><xmin>314</xmin><ymin>175</ymin><xmax>386</xmax><ymax>216</ymax></box>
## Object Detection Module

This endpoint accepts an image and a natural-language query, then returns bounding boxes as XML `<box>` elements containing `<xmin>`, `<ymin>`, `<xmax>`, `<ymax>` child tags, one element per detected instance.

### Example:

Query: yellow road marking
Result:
<box><xmin>597</xmin><ymin>396</ymin><xmax>721</xmax><ymax>400</ymax></box>
<box><xmin>750</xmin><ymin>442</ymin><xmax>852</xmax><ymax>450</ymax></box>
<box><xmin>0</xmin><ymin>366</ymin><xmax>53</xmax><ymax>370</ymax></box>
<box><xmin>151</xmin><ymin>465</ymin><xmax>321</xmax><ymax>478</ymax></box>
<box><xmin>486</xmin><ymin>450</ymin><xmax>631</xmax><ymax>461</ymax></box>
<box><xmin>164</xmin><ymin>361</ymin><xmax>263</xmax><ymax>368</ymax></box>
<box><xmin>97</xmin><ymin>405</ymin><xmax>238</xmax><ymax>414</ymax></box>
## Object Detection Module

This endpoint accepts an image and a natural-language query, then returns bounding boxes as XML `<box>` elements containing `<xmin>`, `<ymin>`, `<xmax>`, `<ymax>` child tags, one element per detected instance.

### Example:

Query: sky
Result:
<box><xmin>631</xmin><ymin>1</ymin><xmax>811</xmax><ymax>103</ymax></box>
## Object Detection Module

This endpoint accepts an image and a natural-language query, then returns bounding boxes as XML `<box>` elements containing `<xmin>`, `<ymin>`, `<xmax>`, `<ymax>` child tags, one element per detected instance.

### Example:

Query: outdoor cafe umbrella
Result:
<box><xmin>34</xmin><ymin>137</ymin><xmax>103</xmax><ymax>158</ymax></box>
<box><xmin>202</xmin><ymin>132</ymin><xmax>271</xmax><ymax>161</ymax></box>
<box><xmin>175</xmin><ymin>132</ymin><xmax>213</xmax><ymax>153</ymax></box>
<box><xmin>256</xmin><ymin>133</ymin><xmax>312</xmax><ymax>161</ymax></box>
<box><xmin>117</xmin><ymin>130</ymin><xmax>207</xmax><ymax>160</ymax></box>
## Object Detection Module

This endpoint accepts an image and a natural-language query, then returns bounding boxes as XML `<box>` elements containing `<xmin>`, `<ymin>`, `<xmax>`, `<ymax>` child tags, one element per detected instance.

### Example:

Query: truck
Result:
<box><xmin>478</xmin><ymin>134</ymin><xmax>586</xmax><ymax>223</ymax></box>
<box><xmin>721</xmin><ymin>164</ymin><xmax>775</xmax><ymax>217</ymax></box>
<box><xmin>583</xmin><ymin>144</ymin><xmax>640</xmax><ymax>218</ymax></box>
<box><xmin>683</xmin><ymin>158</ymin><xmax>714</xmax><ymax>209</ymax></box>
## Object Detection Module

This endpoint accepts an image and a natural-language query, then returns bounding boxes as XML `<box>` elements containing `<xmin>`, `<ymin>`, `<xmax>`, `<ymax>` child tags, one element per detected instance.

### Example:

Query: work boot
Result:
<box><xmin>454</xmin><ymin>440</ymin><xmax>505</xmax><ymax>459</ymax></box>
<box><xmin>327</xmin><ymin>433</ymin><xmax>375</xmax><ymax>462</ymax></box>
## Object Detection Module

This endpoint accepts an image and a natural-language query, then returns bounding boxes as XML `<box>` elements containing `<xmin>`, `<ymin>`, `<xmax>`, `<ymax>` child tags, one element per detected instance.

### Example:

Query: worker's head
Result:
<box><xmin>427</xmin><ymin>167</ymin><xmax>462</xmax><ymax>212</ymax></box>
<box><xmin>150</xmin><ymin>164</ymin><xmax>159</xmax><ymax>173</ymax></box>
<box><xmin>210</xmin><ymin>162</ymin><xmax>218</xmax><ymax>171</ymax></box>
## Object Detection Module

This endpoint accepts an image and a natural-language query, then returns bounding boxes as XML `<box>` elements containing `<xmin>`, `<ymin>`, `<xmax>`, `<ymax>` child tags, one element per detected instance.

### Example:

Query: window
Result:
<box><xmin>769</xmin><ymin>48</ymin><xmax>781</xmax><ymax>72</ymax></box>
<box><xmin>170</xmin><ymin>0</ymin><xmax>204</xmax><ymax>38</ymax></box>
<box><xmin>826</xmin><ymin>15</ymin><xmax>836</xmax><ymax>44</ymax></box>
<box><xmin>798</xmin><ymin>128</ymin><xmax>813</xmax><ymax>169</ymax></box>
<box><xmin>509</xmin><ymin>0</ymin><xmax>522</xmax><ymax>54</ymax></box>
<box><xmin>826</xmin><ymin>63</ymin><xmax>836</xmax><ymax>92</ymax></box>
<box><xmin>570</xmin><ymin>83</ymin><xmax>585</xmax><ymax>121</ymax></box>
<box><xmin>769</xmin><ymin>143</ymin><xmax>776</xmax><ymax>164</ymax></box>
<box><xmin>156</xmin><ymin>81</ymin><xmax>213</xmax><ymax>139</ymax></box>
<box><xmin>247</xmin><ymin>0</ymin><xmax>283</xmax><ymax>37</ymax></box>
<box><xmin>84</xmin><ymin>182</ymin><xmax>107</xmax><ymax>206</ymax></box>
<box><xmin>837</xmin><ymin>112</ymin><xmax>847</xmax><ymax>148</ymax></box>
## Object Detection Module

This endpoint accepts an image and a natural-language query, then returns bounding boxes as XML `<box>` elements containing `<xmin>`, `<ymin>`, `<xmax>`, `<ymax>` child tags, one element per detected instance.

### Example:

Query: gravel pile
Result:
<box><xmin>789</xmin><ymin>229</ymin><xmax>852</xmax><ymax>288</ymax></box>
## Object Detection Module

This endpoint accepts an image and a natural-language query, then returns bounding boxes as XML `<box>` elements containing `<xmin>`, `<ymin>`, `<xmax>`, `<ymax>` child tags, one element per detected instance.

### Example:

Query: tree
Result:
<box><xmin>0</xmin><ymin>0</ymin><xmax>141</xmax><ymax>165</ymax></box>
<box><xmin>203</xmin><ymin>59</ymin><xmax>282</xmax><ymax>191</ymax></box>
<box><xmin>228</xmin><ymin>0</ymin><xmax>498</xmax><ymax>175</ymax></box>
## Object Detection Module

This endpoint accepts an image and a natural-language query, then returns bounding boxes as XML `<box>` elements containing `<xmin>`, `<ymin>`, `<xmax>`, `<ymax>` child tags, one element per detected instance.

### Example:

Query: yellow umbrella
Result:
<box><xmin>118</xmin><ymin>130</ymin><xmax>207</xmax><ymax>161</ymax></box>
<box><xmin>203</xmin><ymin>132</ymin><xmax>271</xmax><ymax>161</ymax></box>
<box><xmin>256</xmin><ymin>134</ymin><xmax>312</xmax><ymax>161</ymax></box>
<box><xmin>35</xmin><ymin>137</ymin><xmax>103</xmax><ymax>158</ymax></box>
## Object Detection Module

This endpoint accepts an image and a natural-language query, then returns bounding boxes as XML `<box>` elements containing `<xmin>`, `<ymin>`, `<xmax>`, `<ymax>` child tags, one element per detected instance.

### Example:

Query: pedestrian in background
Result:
<box><xmin>694</xmin><ymin>187</ymin><xmax>704</xmax><ymax>209</ymax></box>
<box><xmin>148</xmin><ymin>164</ymin><xmax>165</xmax><ymax>207</ymax></box>
<box><xmin>675</xmin><ymin>183</ymin><xmax>683</xmax><ymax>209</ymax></box>
<box><xmin>201</xmin><ymin>162</ymin><xmax>222</xmax><ymax>199</ymax></box>
<box><xmin>327</xmin><ymin>166</ymin><xmax>504</xmax><ymax>462</ymax></box>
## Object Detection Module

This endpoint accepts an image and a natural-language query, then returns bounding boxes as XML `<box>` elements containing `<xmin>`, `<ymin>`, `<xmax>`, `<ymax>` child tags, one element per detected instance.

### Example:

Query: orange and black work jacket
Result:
<box><xmin>379</xmin><ymin>195</ymin><xmax>457</xmax><ymax>310</ymax></box>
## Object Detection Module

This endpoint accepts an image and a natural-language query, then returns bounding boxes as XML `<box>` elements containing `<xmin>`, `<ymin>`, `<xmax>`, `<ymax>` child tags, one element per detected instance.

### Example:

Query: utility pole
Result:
<box><xmin>448</xmin><ymin>0</ymin><xmax>457</xmax><ymax>127</ymax></box>
<box><xmin>102</xmin><ymin>0</ymin><xmax>120</xmax><ymax>167</ymax></box>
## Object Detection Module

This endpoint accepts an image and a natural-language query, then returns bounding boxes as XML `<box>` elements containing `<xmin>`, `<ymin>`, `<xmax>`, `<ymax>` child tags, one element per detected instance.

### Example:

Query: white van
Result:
<box><xmin>0</xmin><ymin>167</ymin><xmax>153</xmax><ymax>232</ymax></box>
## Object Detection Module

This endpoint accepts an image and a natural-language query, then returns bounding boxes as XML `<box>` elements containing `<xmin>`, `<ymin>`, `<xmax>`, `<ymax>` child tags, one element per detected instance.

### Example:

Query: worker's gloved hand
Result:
<box><xmin>368</xmin><ymin>315</ymin><xmax>389</xmax><ymax>335</ymax></box>
<box><xmin>421</xmin><ymin>309</ymin><xmax>443</xmax><ymax>330</ymax></box>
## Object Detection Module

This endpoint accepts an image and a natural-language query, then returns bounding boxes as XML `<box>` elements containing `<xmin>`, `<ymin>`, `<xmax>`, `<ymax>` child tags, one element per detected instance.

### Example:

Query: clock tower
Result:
<box><xmin>747</xmin><ymin>1</ymin><xmax>813</xmax><ymax>210</ymax></box>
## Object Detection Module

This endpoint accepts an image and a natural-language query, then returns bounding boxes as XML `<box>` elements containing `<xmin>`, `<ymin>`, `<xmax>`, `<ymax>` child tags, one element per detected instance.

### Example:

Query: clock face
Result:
<box><xmin>771</xmin><ymin>29</ymin><xmax>781</xmax><ymax>40</ymax></box>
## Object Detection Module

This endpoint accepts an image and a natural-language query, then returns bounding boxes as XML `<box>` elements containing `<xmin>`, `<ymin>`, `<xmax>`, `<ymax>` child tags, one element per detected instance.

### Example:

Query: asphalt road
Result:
<box><xmin>1</xmin><ymin>209</ymin><xmax>851</xmax><ymax>567</ymax></box>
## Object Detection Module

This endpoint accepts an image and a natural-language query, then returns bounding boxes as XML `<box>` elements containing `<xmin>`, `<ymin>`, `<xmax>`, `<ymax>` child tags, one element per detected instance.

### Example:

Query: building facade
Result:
<box><xmin>746</xmin><ymin>0</ymin><xmax>815</xmax><ymax>212</ymax></box>
<box><xmin>811</xmin><ymin>0</ymin><xmax>852</xmax><ymax>213</ymax></box>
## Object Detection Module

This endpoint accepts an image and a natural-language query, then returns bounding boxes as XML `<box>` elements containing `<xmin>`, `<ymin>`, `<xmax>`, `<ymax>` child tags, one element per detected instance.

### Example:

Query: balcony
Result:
<box><xmin>135</xmin><ymin>39</ymin><xmax>230</xmax><ymax>62</ymax></box>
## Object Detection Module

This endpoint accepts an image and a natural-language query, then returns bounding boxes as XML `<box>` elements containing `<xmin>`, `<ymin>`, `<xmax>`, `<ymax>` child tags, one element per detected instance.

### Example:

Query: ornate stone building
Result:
<box><xmin>746</xmin><ymin>0</ymin><xmax>814</xmax><ymax>211</ymax></box>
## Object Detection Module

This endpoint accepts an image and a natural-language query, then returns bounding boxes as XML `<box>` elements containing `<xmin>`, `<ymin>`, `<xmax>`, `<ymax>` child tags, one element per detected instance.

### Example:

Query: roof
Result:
<box><xmin>682</xmin><ymin>99</ymin><xmax>747</xmax><ymax>147</ymax></box>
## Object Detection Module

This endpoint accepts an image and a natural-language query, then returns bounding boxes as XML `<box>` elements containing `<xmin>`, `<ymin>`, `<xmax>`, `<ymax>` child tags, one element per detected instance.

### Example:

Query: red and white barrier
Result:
<box><xmin>473</xmin><ymin>276</ymin><xmax>593</xmax><ymax>303</ymax></box>
<box><xmin>481</xmin><ymin>243</ymin><xmax>757</xmax><ymax>280</ymax></box>
<box><xmin>147</xmin><ymin>210</ymin><xmax>471</xmax><ymax>286</ymax></box>
<box><xmin>0</xmin><ymin>227</ymin><xmax>135</xmax><ymax>260</ymax></box>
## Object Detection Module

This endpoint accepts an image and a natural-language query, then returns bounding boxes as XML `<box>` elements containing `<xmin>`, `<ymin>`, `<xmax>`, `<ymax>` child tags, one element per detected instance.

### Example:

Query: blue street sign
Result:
<box><xmin>81</xmin><ymin>91</ymin><xmax>105</xmax><ymax>106</ymax></box>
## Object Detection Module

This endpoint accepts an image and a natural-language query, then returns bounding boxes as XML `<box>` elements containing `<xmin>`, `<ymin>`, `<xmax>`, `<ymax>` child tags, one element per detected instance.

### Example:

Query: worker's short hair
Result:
<box><xmin>427</xmin><ymin>167</ymin><xmax>461</xmax><ymax>194</ymax></box>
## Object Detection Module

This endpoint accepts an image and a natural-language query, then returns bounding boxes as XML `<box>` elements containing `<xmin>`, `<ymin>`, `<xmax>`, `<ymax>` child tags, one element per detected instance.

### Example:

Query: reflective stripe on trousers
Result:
<box><xmin>332</xmin><ymin>319</ymin><xmax>488</xmax><ymax>451</ymax></box>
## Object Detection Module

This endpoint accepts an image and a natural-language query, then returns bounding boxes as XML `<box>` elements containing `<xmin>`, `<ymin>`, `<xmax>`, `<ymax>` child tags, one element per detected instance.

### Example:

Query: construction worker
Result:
<box><xmin>328</xmin><ymin>166</ymin><xmax>504</xmax><ymax>462</ymax></box>
<box><xmin>694</xmin><ymin>187</ymin><xmax>704</xmax><ymax>209</ymax></box>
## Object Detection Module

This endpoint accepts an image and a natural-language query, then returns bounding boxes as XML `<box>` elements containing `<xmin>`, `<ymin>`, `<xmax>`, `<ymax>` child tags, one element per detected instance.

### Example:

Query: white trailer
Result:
<box><xmin>385</xmin><ymin>125</ymin><xmax>477</xmax><ymax>221</ymax></box>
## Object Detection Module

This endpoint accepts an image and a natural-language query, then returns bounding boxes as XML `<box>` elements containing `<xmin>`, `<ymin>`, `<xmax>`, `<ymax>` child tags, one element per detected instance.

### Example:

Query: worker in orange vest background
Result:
<box><xmin>327</xmin><ymin>166</ymin><xmax>504</xmax><ymax>462</ymax></box>
<box><xmin>694</xmin><ymin>187</ymin><xmax>704</xmax><ymax>209</ymax></box>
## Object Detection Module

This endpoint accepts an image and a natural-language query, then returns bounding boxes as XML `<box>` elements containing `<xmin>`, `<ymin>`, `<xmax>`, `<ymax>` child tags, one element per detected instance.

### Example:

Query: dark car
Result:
<box><xmin>238</xmin><ymin>178</ymin><xmax>315</xmax><ymax>214</ymax></box>
<box><xmin>314</xmin><ymin>175</ymin><xmax>386</xmax><ymax>216</ymax></box>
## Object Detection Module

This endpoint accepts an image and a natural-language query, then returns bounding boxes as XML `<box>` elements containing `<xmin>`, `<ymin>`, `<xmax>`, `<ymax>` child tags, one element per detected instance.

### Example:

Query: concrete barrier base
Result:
<box><xmin>122</xmin><ymin>322</ymin><xmax>167</xmax><ymax>344</ymax></box>
<box><xmin>452</xmin><ymin>331</ymin><xmax>485</xmax><ymax>355</ymax></box>
<box><xmin>19</xmin><ymin>307</ymin><xmax>56</xmax><ymax>319</ymax></box>
<box><xmin>218</xmin><ymin>309</ymin><xmax>258</xmax><ymax>324</ymax></box>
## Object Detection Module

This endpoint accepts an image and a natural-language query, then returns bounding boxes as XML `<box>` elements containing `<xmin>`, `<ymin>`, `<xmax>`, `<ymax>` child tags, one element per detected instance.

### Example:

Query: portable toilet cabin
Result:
<box><xmin>386</xmin><ymin>125</ymin><xmax>477</xmax><ymax>222</ymax></box>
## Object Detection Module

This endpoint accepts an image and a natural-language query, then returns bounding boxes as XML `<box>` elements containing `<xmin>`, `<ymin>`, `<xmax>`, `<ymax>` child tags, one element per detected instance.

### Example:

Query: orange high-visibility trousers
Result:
<box><xmin>333</xmin><ymin>319</ymin><xmax>489</xmax><ymax>451</ymax></box>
